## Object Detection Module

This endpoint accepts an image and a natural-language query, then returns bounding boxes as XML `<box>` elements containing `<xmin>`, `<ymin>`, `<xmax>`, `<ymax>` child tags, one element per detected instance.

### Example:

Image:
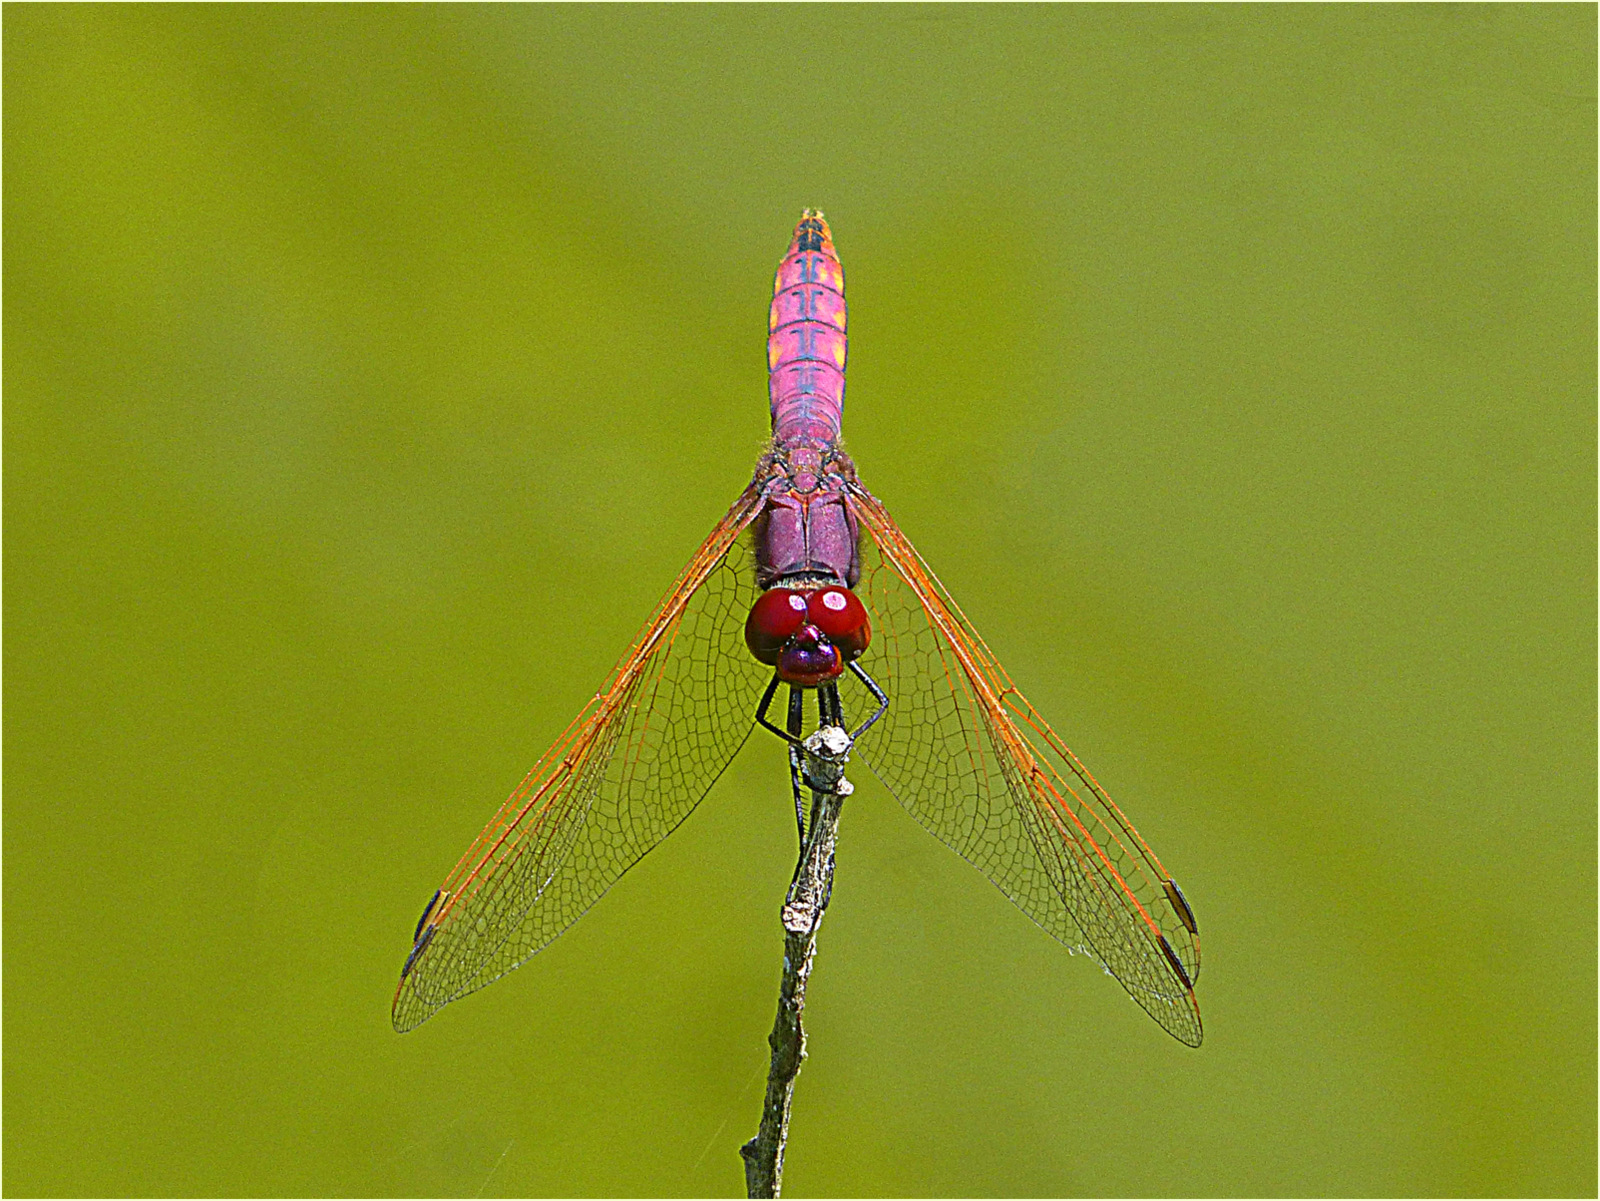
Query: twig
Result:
<box><xmin>740</xmin><ymin>725</ymin><xmax>854</xmax><ymax>1199</ymax></box>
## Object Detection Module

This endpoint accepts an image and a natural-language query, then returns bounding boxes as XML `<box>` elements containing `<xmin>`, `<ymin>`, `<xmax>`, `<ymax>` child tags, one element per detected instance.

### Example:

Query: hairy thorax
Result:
<box><xmin>750</xmin><ymin>438</ymin><xmax>862</xmax><ymax>590</ymax></box>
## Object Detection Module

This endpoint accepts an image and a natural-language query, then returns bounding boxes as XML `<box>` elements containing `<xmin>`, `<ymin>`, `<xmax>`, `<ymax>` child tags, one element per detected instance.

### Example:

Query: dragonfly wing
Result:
<box><xmin>394</xmin><ymin>487</ymin><xmax>768</xmax><ymax>1032</ymax></box>
<box><xmin>845</xmin><ymin>487</ymin><xmax>1203</xmax><ymax>1047</ymax></box>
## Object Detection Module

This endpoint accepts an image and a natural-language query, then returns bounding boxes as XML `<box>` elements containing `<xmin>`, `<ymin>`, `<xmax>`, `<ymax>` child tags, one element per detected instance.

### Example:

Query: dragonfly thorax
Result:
<box><xmin>752</xmin><ymin>445</ymin><xmax>863</xmax><ymax>590</ymax></box>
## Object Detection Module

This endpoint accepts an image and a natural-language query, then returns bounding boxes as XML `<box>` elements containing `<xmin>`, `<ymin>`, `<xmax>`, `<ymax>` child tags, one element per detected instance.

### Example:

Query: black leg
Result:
<box><xmin>787</xmin><ymin>685</ymin><xmax>804</xmax><ymax>738</ymax></box>
<box><xmin>787</xmin><ymin>745</ymin><xmax>806</xmax><ymax>844</ymax></box>
<box><xmin>787</xmin><ymin>686</ymin><xmax>806</xmax><ymax>842</ymax></box>
<box><xmin>819</xmin><ymin>681</ymin><xmax>843</xmax><ymax>728</ymax></box>
<box><xmin>756</xmin><ymin>672</ymin><xmax>801</xmax><ymax>745</ymax></box>
<box><xmin>846</xmin><ymin>660</ymin><xmax>890</xmax><ymax>741</ymax></box>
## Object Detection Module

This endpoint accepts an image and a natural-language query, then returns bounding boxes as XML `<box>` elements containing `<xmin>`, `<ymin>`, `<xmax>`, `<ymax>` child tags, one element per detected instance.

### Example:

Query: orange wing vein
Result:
<box><xmin>845</xmin><ymin>486</ymin><xmax>1203</xmax><ymax>1046</ymax></box>
<box><xmin>393</xmin><ymin>485</ymin><xmax>768</xmax><ymax>1032</ymax></box>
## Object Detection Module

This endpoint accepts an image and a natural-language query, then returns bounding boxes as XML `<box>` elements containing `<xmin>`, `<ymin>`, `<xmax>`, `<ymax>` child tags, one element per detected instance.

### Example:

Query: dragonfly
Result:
<box><xmin>393</xmin><ymin>212</ymin><xmax>1203</xmax><ymax>1047</ymax></box>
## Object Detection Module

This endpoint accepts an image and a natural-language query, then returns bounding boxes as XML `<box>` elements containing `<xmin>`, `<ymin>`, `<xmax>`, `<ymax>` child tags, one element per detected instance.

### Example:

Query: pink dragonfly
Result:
<box><xmin>394</xmin><ymin>213</ymin><xmax>1202</xmax><ymax>1046</ymax></box>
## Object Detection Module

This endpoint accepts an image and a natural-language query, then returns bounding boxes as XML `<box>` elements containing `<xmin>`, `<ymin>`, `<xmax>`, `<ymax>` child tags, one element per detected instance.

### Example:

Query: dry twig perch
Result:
<box><xmin>740</xmin><ymin>725</ymin><xmax>853</xmax><ymax>1199</ymax></box>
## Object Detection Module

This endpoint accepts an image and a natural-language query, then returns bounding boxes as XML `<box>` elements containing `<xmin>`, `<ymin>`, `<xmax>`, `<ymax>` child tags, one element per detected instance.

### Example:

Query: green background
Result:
<box><xmin>7</xmin><ymin>5</ymin><xmax>1595</xmax><ymax>1196</ymax></box>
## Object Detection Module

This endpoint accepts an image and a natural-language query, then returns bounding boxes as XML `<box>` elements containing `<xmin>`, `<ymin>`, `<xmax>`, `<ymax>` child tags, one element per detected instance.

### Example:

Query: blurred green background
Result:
<box><xmin>6</xmin><ymin>5</ymin><xmax>1594</xmax><ymax>1196</ymax></box>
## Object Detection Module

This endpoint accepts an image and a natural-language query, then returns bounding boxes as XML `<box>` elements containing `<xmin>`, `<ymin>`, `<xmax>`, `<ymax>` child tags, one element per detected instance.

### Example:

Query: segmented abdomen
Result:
<box><xmin>768</xmin><ymin>211</ymin><xmax>846</xmax><ymax>445</ymax></box>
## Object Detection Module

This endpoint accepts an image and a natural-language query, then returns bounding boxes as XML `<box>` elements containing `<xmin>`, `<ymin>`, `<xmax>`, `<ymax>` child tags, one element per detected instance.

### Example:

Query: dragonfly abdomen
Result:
<box><xmin>768</xmin><ymin>210</ymin><xmax>846</xmax><ymax>446</ymax></box>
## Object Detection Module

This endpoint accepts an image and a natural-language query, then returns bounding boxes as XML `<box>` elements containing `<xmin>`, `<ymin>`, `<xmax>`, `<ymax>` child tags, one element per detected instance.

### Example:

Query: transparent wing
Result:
<box><xmin>394</xmin><ymin>487</ymin><xmax>768</xmax><ymax>1032</ymax></box>
<box><xmin>846</xmin><ymin>487</ymin><xmax>1203</xmax><ymax>1047</ymax></box>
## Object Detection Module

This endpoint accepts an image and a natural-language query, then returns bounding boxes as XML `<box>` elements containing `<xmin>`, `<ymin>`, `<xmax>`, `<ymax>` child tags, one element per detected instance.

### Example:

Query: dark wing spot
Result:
<box><xmin>1158</xmin><ymin>933</ymin><xmax>1193</xmax><ymax>991</ymax></box>
<box><xmin>412</xmin><ymin>889</ymin><xmax>441</xmax><ymax>942</ymax></box>
<box><xmin>1163</xmin><ymin>877</ymin><xmax>1198</xmax><ymax>934</ymax></box>
<box><xmin>400</xmin><ymin>924</ymin><xmax>438</xmax><ymax>981</ymax></box>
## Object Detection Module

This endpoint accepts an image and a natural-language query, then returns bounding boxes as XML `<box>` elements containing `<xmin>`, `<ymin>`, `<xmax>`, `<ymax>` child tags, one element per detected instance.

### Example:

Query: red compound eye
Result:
<box><xmin>745</xmin><ymin>589</ymin><xmax>809</xmax><ymax>665</ymax></box>
<box><xmin>806</xmin><ymin>588</ymin><xmax>871</xmax><ymax>661</ymax></box>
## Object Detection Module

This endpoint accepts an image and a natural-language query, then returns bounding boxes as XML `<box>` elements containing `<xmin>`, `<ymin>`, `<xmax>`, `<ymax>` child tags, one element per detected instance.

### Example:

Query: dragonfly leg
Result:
<box><xmin>755</xmin><ymin>671</ymin><xmax>802</xmax><ymax>745</ymax></box>
<box><xmin>846</xmin><ymin>660</ymin><xmax>890</xmax><ymax>741</ymax></box>
<box><xmin>787</xmin><ymin>686</ymin><xmax>806</xmax><ymax>843</ymax></box>
<box><xmin>788</xmin><ymin>744</ymin><xmax>806</xmax><ymax>843</ymax></box>
<box><xmin>819</xmin><ymin>681</ymin><xmax>844</xmax><ymax>729</ymax></box>
<box><xmin>810</xmin><ymin>685</ymin><xmax>844</xmax><ymax>912</ymax></box>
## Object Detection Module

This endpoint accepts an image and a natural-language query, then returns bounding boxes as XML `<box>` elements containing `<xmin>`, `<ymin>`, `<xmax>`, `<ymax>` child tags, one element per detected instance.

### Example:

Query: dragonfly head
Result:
<box><xmin>745</xmin><ymin>585</ymin><xmax>871</xmax><ymax>686</ymax></box>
